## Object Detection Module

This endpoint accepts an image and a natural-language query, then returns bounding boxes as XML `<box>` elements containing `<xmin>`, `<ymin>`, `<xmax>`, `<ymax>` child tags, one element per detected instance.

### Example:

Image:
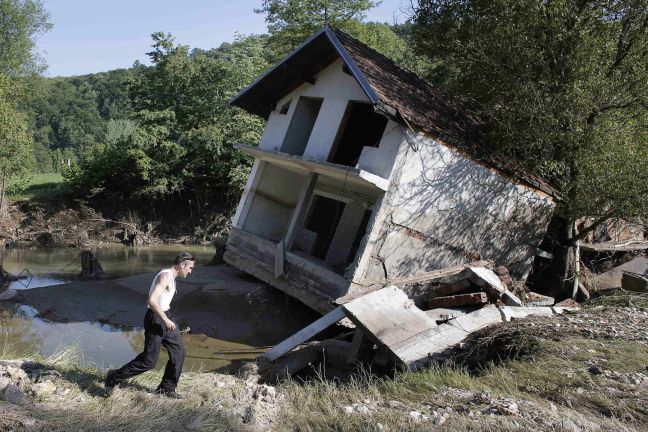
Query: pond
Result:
<box><xmin>0</xmin><ymin>245</ymin><xmax>319</xmax><ymax>373</ymax></box>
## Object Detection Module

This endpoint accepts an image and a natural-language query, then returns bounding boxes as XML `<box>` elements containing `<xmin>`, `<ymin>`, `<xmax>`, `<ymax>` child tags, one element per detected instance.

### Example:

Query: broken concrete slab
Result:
<box><xmin>447</xmin><ymin>305</ymin><xmax>503</xmax><ymax>333</ymax></box>
<box><xmin>588</xmin><ymin>257</ymin><xmax>648</xmax><ymax>291</ymax></box>
<box><xmin>467</xmin><ymin>267</ymin><xmax>522</xmax><ymax>306</ymax></box>
<box><xmin>342</xmin><ymin>286</ymin><xmax>437</xmax><ymax>349</ymax></box>
<box><xmin>425</xmin><ymin>307</ymin><xmax>476</xmax><ymax>322</ymax></box>
<box><xmin>428</xmin><ymin>292</ymin><xmax>488</xmax><ymax>308</ymax></box>
<box><xmin>393</xmin><ymin>322</ymin><xmax>469</xmax><ymax>367</ymax></box>
<box><xmin>621</xmin><ymin>272</ymin><xmax>648</xmax><ymax>293</ymax></box>
<box><xmin>526</xmin><ymin>291</ymin><xmax>555</xmax><ymax>306</ymax></box>
<box><xmin>551</xmin><ymin>306</ymin><xmax>580</xmax><ymax>314</ymax></box>
<box><xmin>500</xmin><ymin>306</ymin><xmax>554</xmax><ymax>321</ymax></box>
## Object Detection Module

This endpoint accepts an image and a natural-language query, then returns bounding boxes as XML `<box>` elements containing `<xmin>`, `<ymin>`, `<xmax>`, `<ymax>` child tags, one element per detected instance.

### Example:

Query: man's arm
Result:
<box><xmin>147</xmin><ymin>272</ymin><xmax>176</xmax><ymax>331</ymax></box>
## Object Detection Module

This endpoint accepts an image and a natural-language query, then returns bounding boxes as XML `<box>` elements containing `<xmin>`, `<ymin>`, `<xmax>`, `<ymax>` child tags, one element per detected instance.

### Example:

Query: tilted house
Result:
<box><xmin>225</xmin><ymin>28</ymin><xmax>557</xmax><ymax>314</ymax></box>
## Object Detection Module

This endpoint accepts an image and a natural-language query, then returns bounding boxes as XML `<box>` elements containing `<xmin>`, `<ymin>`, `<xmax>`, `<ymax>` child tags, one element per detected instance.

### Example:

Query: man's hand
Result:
<box><xmin>164</xmin><ymin>319</ymin><xmax>177</xmax><ymax>331</ymax></box>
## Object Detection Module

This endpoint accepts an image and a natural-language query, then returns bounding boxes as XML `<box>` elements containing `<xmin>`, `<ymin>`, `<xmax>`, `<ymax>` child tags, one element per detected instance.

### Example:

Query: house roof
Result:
<box><xmin>230</xmin><ymin>27</ymin><xmax>558</xmax><ymax>197</ymax></box>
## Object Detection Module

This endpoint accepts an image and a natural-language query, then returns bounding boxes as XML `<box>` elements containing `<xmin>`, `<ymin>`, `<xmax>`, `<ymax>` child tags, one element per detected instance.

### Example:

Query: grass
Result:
<box><xmin>3</xmin><ymin>307</ymin><xmax>648</xmax><ymax>431</ymax></box>
<box><xmin>275</xmin><ymin>322</ymin><xmax>648</xmax><ymax>432</ymax></box>
<box><xmin>6</xmin><ymin>172</ymin><xmax>68</xmax><ymax>201</ymax></box>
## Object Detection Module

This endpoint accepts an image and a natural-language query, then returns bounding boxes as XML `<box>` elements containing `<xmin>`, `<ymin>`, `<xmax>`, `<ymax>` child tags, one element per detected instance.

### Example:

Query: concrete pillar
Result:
<box><xmin>285</xmin><ymin>173</ymin><xmax>318</xmax><ymax>250</ymax></box>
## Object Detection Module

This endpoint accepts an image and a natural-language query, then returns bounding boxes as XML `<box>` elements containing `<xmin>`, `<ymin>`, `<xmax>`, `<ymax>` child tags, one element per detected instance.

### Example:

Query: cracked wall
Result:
<box><xmin>357</xmin><ymin>132</ymin><xmax>555</xmax><ymax>283</ymax></box>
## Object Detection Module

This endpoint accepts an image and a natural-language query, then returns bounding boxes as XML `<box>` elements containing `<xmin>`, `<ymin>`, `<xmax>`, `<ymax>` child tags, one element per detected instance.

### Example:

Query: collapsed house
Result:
<box><xmin>224</xmin><ymin>27</ymin><xmax>558</xmax><ymax>315</ymax></box>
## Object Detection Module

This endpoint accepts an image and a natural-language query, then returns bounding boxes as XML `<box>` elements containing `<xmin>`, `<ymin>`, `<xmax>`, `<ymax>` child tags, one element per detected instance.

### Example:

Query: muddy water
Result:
<box><xmin>0</xmin><ymin>246</ymin><xmax>319</xmax><ymax>372</ymax></box>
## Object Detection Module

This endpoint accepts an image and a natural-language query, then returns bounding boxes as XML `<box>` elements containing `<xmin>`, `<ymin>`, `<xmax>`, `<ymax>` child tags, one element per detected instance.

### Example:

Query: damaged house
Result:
<box><xmin>224</xmin><ymin>28</ymin><xmax>557</xmax><ymax>314</ymax></box>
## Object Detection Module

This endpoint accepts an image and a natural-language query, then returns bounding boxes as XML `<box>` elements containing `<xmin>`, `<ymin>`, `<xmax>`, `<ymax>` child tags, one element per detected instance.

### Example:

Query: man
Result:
<box><xmin>105</xmin><ymin>252</ymin><xmax>195</xmax><ymax>398</ymax></box>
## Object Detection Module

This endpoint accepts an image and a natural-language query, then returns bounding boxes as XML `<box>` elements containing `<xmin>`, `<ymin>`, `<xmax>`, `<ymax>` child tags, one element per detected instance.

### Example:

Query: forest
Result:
<box><xmin>1</xmin><ymin>0</ymin><xmax>646</xmax><ymax>252</ymax></box>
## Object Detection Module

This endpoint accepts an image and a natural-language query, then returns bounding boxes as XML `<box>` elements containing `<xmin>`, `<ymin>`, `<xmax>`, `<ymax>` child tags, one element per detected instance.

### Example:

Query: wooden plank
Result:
<box><xmin>262</xmin><ymin>306</ymin><xmax>345</xmax><ymax>362</ymax></box>
<box><xmin>429</xmin><ymin>292</ymin><xmax>488</xmax><ymax>308</ymax></box>
<box><xmin>342</xmin><ymin>286</ymin><xmax>437</xmax><ymax>350</ymax></box>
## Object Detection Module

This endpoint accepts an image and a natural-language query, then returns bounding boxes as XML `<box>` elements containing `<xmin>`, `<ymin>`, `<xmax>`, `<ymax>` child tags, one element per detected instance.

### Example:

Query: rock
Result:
<box><xmin>32</xmin><ymin>380</ymin><xmax>56</xmax><ymax>398</ymax></box>
<box><xmin>2</xmin><ymin>384</ymin><xmax>27</xmax><ymax>404</ymax></box>
<box><xmin>343</xmin><ymin>405</ymin><xmax>354</xmax><ymax>414</ymax></box>
<box><xmin>434</xmin><ymin>415</ymin><xmax>447</xmax><ymax>426</ymax></box>
<box><xmin>0</xmin><ymin>377</ymin><xmax>10</xmax><ymax>392</ymax></box>
<box><xmin>409</xmin><ymin>410</ymin><xmax>422</xmax><ymax>421</ymax></box>
<box><xmin>4</xmin><ymin>366</ymin><xmax>28</xmax><ymax>381</ymax></box>
<box><xmin>388</xmin><ymin>400</ymin><xmax>405</xmax><ymax>409</ymax></box>
<box><xmin>588</xmin><ymin>366</ymin><xmax>604</xmax><ymax>375</ymax></box>
<box><xmin>356</xmin><ymin>405</ymin><xmax>370</xmax><ymax>414</ymax></box>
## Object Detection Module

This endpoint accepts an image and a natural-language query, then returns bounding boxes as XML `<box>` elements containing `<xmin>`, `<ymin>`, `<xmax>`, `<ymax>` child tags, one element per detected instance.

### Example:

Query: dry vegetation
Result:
<box><xmin>2</xmin><ymin>293</ymin><xmax>648</xmax><ymax>431</ymax></box>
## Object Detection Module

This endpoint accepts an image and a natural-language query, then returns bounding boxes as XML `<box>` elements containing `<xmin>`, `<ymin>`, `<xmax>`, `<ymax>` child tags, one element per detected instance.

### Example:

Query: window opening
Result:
<box><xmin>279</xmin><ymin>99</ymin><xmax>291</xmax><ymax>115</ymax></box>
<box><xmin>304</xmin><ymin>195</ymin><xmax>346</xmax><ymax>260</ymax></box>
<box><xmin>346</xmin><ymin>208</ymin><xmax>373</xmax><ymax>265</ymax></box>
<box><xmin>281</xmin><ymin>96</ymin><xmax>323</xmax><ymax>156</ymax></box>
<box><xmin>329</xmin><ymin>102</ymin><xmax>388</xmax><ymax>167</ymax></box>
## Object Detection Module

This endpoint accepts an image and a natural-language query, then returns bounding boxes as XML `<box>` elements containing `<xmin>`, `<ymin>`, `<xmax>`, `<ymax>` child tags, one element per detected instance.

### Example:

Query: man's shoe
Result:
<box><xmin>154</xmin><ymin>388</ymin><xmax>182</xmax><ymax>399</ymax></box>
<box><xmin>104</xmin><ymin>369</ymin><xmax>117</xmax><ymax>396</ymax></box>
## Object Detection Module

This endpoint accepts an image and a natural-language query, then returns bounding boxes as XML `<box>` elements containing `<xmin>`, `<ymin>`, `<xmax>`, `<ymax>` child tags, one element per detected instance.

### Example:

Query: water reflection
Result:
<box><xmin>0</xmin><ymin>246</ymin><xmax>320</xmax><ymax>372</ymax></box>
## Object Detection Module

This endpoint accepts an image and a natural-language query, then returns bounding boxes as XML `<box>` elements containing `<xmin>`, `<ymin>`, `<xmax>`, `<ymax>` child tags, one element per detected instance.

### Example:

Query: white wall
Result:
<box><xmin>356</xmin><ymin>120</ymin><xmax>404</xmax><ymax>179</ymax></box>
<box><xmin>359</xmin><ymin>133</ymin><xmax>555</xmax><ymax>281</ymax></box>
<box><xmin>242</xmin><ymin>164</ymin><xmax>306</xmax><ymax>242</ymax></box>
<box><xmin>259</xmin><ymin>59</ymin><xmax>368</xmax><ymax>157</ymax></box>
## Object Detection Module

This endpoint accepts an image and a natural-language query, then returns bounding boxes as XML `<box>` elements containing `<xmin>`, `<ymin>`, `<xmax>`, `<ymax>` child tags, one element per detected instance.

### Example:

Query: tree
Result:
<box><xmin>412</xmin><ymin>0</ymin><xmax>648</xmax><ymax>292</ymax></box>
<box><xmin>256</xmin><ymin>0</ymin><xmax>378</xmax><ymax>54</ymax></box>
<box><xmin>67</xmin><ymin>33</ymin><xmax>269</xmax><ymax>203</ymax></box>
<box><xmin>0</xmin><ymin>0</ymin><xmax>51</xmax><ymax>77</ymax></box>
<box><xmin>0</xmin><ymin>0</ymin><xmax>50</xmax><ymax>214</ymax></box>
<box><xmin>0</xmin><ymin>77</ymin><xmax>33</xmax><ymax>216</ymax></box>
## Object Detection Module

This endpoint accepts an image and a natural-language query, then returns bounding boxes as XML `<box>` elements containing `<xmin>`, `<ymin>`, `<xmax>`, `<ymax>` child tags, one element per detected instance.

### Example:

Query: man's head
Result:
<box><xmin>173</xmin><ymin>252</ymin><xmax>195</xmax><ymax>278</ymax></box>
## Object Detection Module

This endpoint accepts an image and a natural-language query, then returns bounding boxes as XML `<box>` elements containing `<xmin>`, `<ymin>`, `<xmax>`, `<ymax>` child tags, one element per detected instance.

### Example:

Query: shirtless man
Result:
<box><xmin>105</xmin><ymin>252</ymin><xmax>195</xmax><ymax>398</ymax></box>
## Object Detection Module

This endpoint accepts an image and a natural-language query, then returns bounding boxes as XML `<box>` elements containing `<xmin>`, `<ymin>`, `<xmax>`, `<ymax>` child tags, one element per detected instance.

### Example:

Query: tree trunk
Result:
<box><xmin>0</xmin><ymin>174</ymin><xmax>5</xmax><ymax>230</ymax></box>
<box><xmin>80</xmin><ymin>250</ymin><xmax>107</xmax><ymax>279</ymax></box>
<box><xmin>553</xmin><ymin>217</ymin><xmax>577</xmax><ymax>299</ymax></box>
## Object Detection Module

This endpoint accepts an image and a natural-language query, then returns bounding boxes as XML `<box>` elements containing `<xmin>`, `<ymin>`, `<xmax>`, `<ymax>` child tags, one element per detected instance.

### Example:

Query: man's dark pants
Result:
<box><xmin>108</xmin><ymin>309</ymin><xmax>185</xmax><ymax>392</ymax></box>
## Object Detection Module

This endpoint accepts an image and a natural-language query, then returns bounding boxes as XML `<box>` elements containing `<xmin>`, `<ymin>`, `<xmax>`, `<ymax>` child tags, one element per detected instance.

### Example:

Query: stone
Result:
<box><xmin>32</xmin><ymin>380</ymin><xmax>56</xmax><ymax>398</ymax></box>
<box><xmin>0</xmin><ymin>377</ymin><xmax>10</xmax><ymax>392</ymax></box>
<box><xmin>388</xmin><ymin>400</ymin><xmax>405</xmax><ymax>409</ymax></box>
<box><xmin>343</xmin><ymin>405</ymin><xmax>354</xmax><ymax>414</ymax></box>
<box><xmin>2</xmin><ymin>384</ymin><xmax>26</xmax><ymax>404</ymax></box>
<box><xmin>434</xmin><ymin>416</ymin><xmax>447</xmax><ymax>426</ymax></box>
<box><xmin>5</xmin><ymin>366</ymin><xmax>28</xmax><ymax>381</ymax></box>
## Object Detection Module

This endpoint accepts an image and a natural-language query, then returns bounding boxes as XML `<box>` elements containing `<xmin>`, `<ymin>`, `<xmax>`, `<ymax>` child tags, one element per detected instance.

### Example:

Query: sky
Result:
<box><xmin>37</xmin><ymin>0</ymin><xmax>412</xmax><ymax>77</ymax></box>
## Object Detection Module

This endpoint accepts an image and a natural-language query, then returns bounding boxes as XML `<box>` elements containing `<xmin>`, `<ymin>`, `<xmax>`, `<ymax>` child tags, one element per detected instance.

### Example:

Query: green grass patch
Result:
<box><xmin>6</xmin><ymin>172</ymin><xmax>68</xmax><ymax>201</ymax></box>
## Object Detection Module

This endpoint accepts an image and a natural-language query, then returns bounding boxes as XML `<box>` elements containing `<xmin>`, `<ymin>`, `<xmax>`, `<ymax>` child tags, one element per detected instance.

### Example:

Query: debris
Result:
<box><xmin>467</xmin><ymin>267</ymin><xmax>523</xmax><ymax>306</ymax></box>
<box><xmin>621</xmin><ymin>272</ymin><xmax>648</xmax><ymax>293</ymax></box>
<box><xmin>429</xmin><ymin>292</ymin><xmax>488</xmax><ymax>308</ymax></box>
<box><xmin>526</xmin><ymin>291</ymin><xmax>554</xmax><ymax>306</ymax></box>
<box><xmin>588</xmin><ymin>256</ymin><xmax>648</xmax><ymax>291</ymax></box>
<box><xmin>262</xmin><ymin>306</ymin><xmax>345</xmax><ymax>362</ymax></box>
<box><xmin>555</xmin><ymin>298</ymin><xmax>579</xmax><ymax>307</ymax></box>
<box><xmin>425</xmin><ymin>307</ymin><xmax>473</xmax><ymax>322</ymax></box>
<box><xmin>0</xmin><ymin>288</ymin><xmax>18</xmax><ymax>301</ymax></box>
<box><xmin>447</xmin><ymin>305</ymin><xmax>503</xmax><ymax>333</ymax></box>
<box><xmin>500</xmin><ymin>306</ymin><xmax>554</xmax><ymax>321</ymax></box>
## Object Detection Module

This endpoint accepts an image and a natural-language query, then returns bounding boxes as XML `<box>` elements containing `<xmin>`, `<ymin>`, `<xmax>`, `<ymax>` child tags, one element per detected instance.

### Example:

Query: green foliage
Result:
<box><xmin>0</xmin><ymin>76</ymin><xmax>34</xmax><ymax>187</ymax></box>
<box><xmin>0</xmin><ymin>0</ymin><xmax>51</xmax><ymax>77</ymax></box>
<box><xmin>67</xmin><ymin>34</ymin><xmax>268</xmax><ymax>200</ymax></box>
<box><xmin>412</xmin><ymin>0</ymin><xmax>648</xmax><ymax>227</ymax></box>
<box><xmin>257</xmin><ymin>0</ymin><xmax>378</xmax><ymax>52</ymax></box>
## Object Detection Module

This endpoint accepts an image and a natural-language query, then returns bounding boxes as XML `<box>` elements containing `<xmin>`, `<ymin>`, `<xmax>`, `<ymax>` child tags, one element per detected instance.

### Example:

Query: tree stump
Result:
<box><xmin>80</xmin><ymin>250</ymin><xmax>107</xmax><ymax>279</ymax></box>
